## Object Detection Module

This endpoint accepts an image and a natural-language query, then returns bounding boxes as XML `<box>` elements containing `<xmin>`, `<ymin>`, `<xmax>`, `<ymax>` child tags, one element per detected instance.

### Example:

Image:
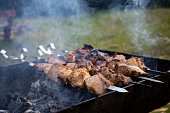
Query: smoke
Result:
<box><xmin>123</xmin><ymin>0</ymin><xmax>156</xmax><ymax>53</ymax></box>
<box><xmin>4</xmin><ymin>0</ymin><xmax>90</xmax><ymax>60</ymax></box>
<box><xmin>20</xmin><ymin>0</ymin><xmax>88</xmax><ymax>17</ymax></box>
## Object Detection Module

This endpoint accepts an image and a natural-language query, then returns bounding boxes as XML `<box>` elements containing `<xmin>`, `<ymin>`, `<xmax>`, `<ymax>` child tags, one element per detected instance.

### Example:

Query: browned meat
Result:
<box><xmin>106</xmin><ymin>60</ymin><xmax>119</xmax><ymax>70</ymax></box>
<box><xmin>76</xmin><ymin>59</ymin><xmax>93</xmax><ymax>68</ymax></box>
<box><xmin>99</xmin><ymin>67</ymin><xmax>110</xmax><ymax>77</ymax></box>
<box><xmin>85</xmin><ymin>73</ymin><xmax>113</xmax><ymax>95</ymax></box>
<box><xmin>113</xmin><ymin>53</ymin><xmax>127</xmax><ymax>64</ymax></box>
<box><xmin>95</xmin><ymin>61</ymin><xmax>106</xmax><ymax>67</ymax></box>
<box><xmin>100</xmin><ymin>67</ymin><xmax>132</xmax><ymax>86</ymax></box>
<box><xmin>105</xmin><ymin>56</ymin><xmax>113</xmax><ymax>62</ymax></box>
<box><xmin>66</xmin><ymin>63</ymin><xmax>78</xmax><ymax>70</ymax></box>
<box><xmin>48</xmin><ymin>65</ymin><xmax>72</xmax><ymax>83</ymax></box>
<box><xmin>65</xmin><ymin>44</ymin><xmax>93</xmax><ymax>63</ymax></box>
<box><xmin>76</xmin><ymin>48</ymin><xmax>90</xmax><ymax>56</ymax></box>
<box><xmin>34</xmin><ymin>63</ymin><xmax>53</xmax><ymax>74</ymax></box>
<box><xmin>126</xmin><ymin>57</ymin><xmax>149</xmax><ymax>71</ymax></box>
<box><xmin>86</xmin><ymin>50</ymin><xmax>110</xmax><ymax>62</ymax></box>
<box><xmin>85</xmin><ymin>52</ymin><xmax>98</xmax><ymax>64</ymax></box>
<box><xmin>97</xmin><ymin>51</ymin><xmax>108</xmax><ymax>60</ymax></box>
<box><xmin>65</xmin><ymin>50</ymin><xmax>76</xmax><ymax>63</ymax></box>
<box><xmin>97</xmin><ymin>73</ymin><xmax>113</xmax><ymax>86</ymax></box>
<box><xmin>114</xmin><ymin>73</ymin><xmax>132</xmax><ymax>86</ymax></box>
<box><xmin>90</xmin><ymin>66</ymin><xmax>101</xmax><ymax>75</ymax></box>
<box><xmin>68</xmin><ymin>68</ymin><xmax>91</xmax><ymax>88</ymax></box>
<box><xmin>114</xmin><ymin>63</ymin><xmax>148</xmax><ymax>77</ymax></box>
<box><xmin>48</xmin><ymin>54</ymin><xmax>66</xmax><ymax>65</ymax></box>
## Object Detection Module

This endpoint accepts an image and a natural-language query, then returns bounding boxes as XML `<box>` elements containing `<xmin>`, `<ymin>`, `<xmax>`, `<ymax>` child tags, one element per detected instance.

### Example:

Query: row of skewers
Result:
<box><xmin>0</xmin><ymin>43</ymin><xmax>165</xmax><ymax>95</ymax></box>
<box><xmin>34</xmin><ymin>44</ymin><xmax>162</xmax><ymax>95</ymax></box>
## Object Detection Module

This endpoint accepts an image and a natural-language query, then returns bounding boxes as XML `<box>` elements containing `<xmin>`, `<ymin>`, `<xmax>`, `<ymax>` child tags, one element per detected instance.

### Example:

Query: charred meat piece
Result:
<box><xmin>97</xmin><ymin>51</ymin><xmax>114</xmax><ymax>62</ymax></box>
<box><xmin>100</xmin><ymin>67</ymin><xmax>132</xmax><ymax>86</ymax></box>
<box><xmin>113</xmin><ymin>53</ymin><xmax>127</xmax><ymax>64</ymax></box>
<box><xmin>96</xmin><ymin>51</ymin><xmax>108</xmax><ymax>60</ymax></box>
<box><xmin>34</xmin><ymin>63</ymin><xmax>53</xmax><ymax>74</ymax></box>
<box><xmin>48</xmin><ymin>54</ymin><xmax>66</xmax><ymax>65</ymax></box>
<box><xmin>65</xmin><ymin>44</ymin><xmax>93</xmax><ymax>63</ymax></box>
<box><xmin>65</xmin><ymin>50</ymin><xmax>76</xmax><ymax>63</ymax></box>
<box><xmin>95</xmin><ymin>61</ymin><xmax>106</xmax><ymax>67</ymax></box>
<box><xmin>97</xmin><ymin>73</ymin><xmax>113</xmax><ymax>86</ymax></box>
<box><xmin>105</xmin><ymin>56</ymin><xmax>113</xmax><ymax>62</ymax></box>
<box><xmin>126</xmin><ymin>57</ymin><xmax>149</xmax><ymax>71</ymax></box>
<box><xmin>85</xmin><ymin>52</ymin><xmax>98</xmax><ymax>64</ymax></box>
<box><xmin>76</xmin><ymin>48</ymin><xmax>90</xmax><ymax>56</ymax></box>
<box><xmin>83</xmin><ymin>44</ymin><xmax>94</xmax><ymax>50</ymax></box>
<box><xmin>76</xmin><ymin>44</ymin><xmax>93</xmax><ymax>55</ymax></box>
<box><xmin>99</xmin><ymin>67</ymin><xmax>111</xmax><ymax>77</ymax></box>
<box><xmin>114</xmin><ymin>73</ymin><xmax>132</xmax><ymax>86</ymax></box>
<box><xmin>106</xmin><ymin>60</ymin><xmax>119</xmax><ymax>70</ymax></box>
<box><xmin>87</xmin><ymin>50</ymin><xmax>110</xmax><ymax>62</ymax></box>
<box><xmin>76</xmin><ymin>59</ymin><xmax>93</xmax><ymax>71</ymax></box>
<box><xmin>90</xmin><ymin>66</ymin><xmax>101</xmax><ymax>75</ymax></box>
<box><xmin>85</xmin><ymin>73</ymin><xmax>113</xmax><ymax>95</ymax></box>
<box><xmin>115</xmin><ymin>63</ymin><xmax>148</xmax><ymax>77</ymax></box>
<box><xmin>48</xmin><ymin>65</ymin><xmax>72</xmax><ymax>83</ymax></box>
<box><xmin>68</xmin><ymin>68</ymin><xmax>91</xmax><ymax>88</ymax></box>
<box><xmin>66</xmin><ymin>63</ymin><xmax>78</xmax><ymax>70</ymax></box>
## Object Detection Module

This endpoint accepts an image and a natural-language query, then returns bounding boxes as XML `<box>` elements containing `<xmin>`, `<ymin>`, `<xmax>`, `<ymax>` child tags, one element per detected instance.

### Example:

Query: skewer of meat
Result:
<box><xmin>34</xmin><ymin>44</ymin><xmax>154</xmax><ymax>95</ymax></box>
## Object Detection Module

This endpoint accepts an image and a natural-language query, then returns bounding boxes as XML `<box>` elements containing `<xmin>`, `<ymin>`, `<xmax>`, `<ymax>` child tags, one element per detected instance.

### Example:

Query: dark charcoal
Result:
<box><xmin>0</xmin><ymin>62</ymin><xmax>96</xmax><ymax>112</ymax></box>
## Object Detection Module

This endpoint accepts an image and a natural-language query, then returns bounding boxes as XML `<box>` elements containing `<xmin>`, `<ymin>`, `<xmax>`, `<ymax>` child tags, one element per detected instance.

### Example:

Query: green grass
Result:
<box><xmin>0</xmin><ymin>8</ymin><xmax>170</xmax><ymax>65</ymax></box>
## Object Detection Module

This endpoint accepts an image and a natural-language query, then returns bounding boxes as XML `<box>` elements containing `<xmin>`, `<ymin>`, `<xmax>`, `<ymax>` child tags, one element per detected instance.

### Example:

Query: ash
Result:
<box><xmin>0</xmin><ymin>63</ymin><xmax>95</xmax><ymax>113</ymax></box>
<box><xmin>26</xmin><ymin>77</ymin><xmax>95</xmax><ymax>112</ymax></box>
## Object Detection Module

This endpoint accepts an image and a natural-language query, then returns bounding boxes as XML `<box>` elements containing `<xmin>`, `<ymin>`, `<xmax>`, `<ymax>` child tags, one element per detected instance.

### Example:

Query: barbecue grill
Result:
<box><xmin>0</xmin><ymin>49</ymin><xmax>169</xmax><ymax>113</ymax></box>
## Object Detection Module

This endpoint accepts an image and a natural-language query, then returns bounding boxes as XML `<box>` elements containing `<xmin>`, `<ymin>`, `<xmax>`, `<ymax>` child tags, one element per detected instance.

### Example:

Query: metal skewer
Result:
<box><xmin>129</xmin><ymin>81</ymin><xmax>152</xmax><ymax>87</ymax></box>
<box><xmin>147</xmin><ymin>69</ymin><xmax>169</xmax><ymax>75</ymax></box>
<box><xmin>106</xmin><ymin>85</ymin><xmax>128</xmax><ymax>93</ymax></box>
<box><xmin>137</xmin><ymin>76</ymin><xmax>164</xmax><ymax>84</ymax></box>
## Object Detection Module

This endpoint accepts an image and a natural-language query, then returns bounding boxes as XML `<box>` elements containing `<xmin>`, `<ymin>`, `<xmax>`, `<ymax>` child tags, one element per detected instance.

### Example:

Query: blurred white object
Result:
<box><xmin>0</xmin><ymin>49</ymin><xmax>9</xmax><ymax>59</ymax></box>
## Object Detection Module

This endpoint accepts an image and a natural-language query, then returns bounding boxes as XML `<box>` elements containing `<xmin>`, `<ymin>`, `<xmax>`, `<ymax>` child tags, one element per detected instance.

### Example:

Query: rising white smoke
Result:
<box><xmin>124</xmin><ymin>0</ymin><xmax>156</xmax><ymax>52</ymax></box>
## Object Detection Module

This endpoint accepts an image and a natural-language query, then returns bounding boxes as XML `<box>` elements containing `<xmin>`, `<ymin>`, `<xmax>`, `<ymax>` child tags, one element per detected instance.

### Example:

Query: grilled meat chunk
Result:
<box><xmin>34</xmin><ymin>63</ymin><xmax>53</xmax><ymax>74</ymax></box>
<box><xmin>85</xmin><ymin>73</ymin><xmax>113</xmax><ymax>95</ymax></box>
<box><xmin>66</xmin><ymin>63</ymin><xmax>78</xmax><ymax>70</ymax></box>
<box><xmin>113</xmin><ymin>53</ymin><xmax>127</xmax><ymax>64</ymax></box>
<box><xmin>65</xmin><ymin>44</ymin><xmax>93</xmax><ymax>63</ymax></box>
<box><xmin>48</xmin><ymin>65</ymin><xmax>72</xmax><ymax>83</ymax></box>
<box><xmin>76</xmin><ymin>59</ymin><xmax>93</xmax><ymax>71</ymax></box>
<box><xmin>68</xmin><ymin>68</ymin><xmax>91</xmax><ymax>88</ymax></box>
<box><xmin>86</xmin><ymin>50</ymin><xmax>111</xmax><ymax>63</ymax></box>
<box><xmin>106</xmin><ymin>59</ymin><xmax>120</xmax><ymax>70</ymax></box>
<box><xmin>114</xmin><ymin>73</ymin><xmax>132</xmax><ymax>86</ymax></box>
<box><xmin>48</xmin><ymin>54</ymin><xmax>66</xmax><ymax>65</ymax></box>
<box><xmin>66</xmin><ymin>50</ymin><xmax>76</xmax><ymax>63</ymax></box>
<box><xmin>100</xmin><ymin>67</ymin><xmax>132</xmax><ymax>86</ymax></box>
<box><xmin>76</xmin><ymin>48</ymin><xmax>90</xmax><ymax>56</ymax></box>
<box><xmin>83</xmin><ymin>44</ymin><xmax>94</xmax><ymax>51</ymax></box>
<box><xmin>126</xmin><ymin>57</ymin><xmax>149</xmax><ymax>71</ymax></box>
<box><xmin>115</xmin><ymin>63</ymin><xmax>148</xmax><ymax>77</ymax></box>
<box><xmin>95</xmin><ymin>61</ymin><xmax>106</xmax><ymax>67</ymax></box>
<box><xmin>90</xmin><ymin>66</ymin><xmax>101</xmax><ymax>75</ymax></box>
